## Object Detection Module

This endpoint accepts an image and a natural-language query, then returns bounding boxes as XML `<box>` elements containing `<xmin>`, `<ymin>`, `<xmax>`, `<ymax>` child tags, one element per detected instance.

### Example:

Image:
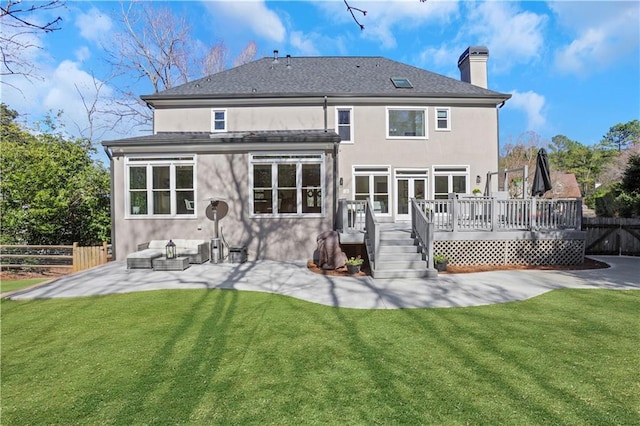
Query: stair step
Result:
<box><xmin>378</xmin><ymin>238</ymin><xmax>418</xmax><ymax>246</ymax></box>
<box><xmin>380</xmin><ymin>230</ymin><xmax>413</xmax><ymax>239</ymax></box>
<box><xmin>378</xmin><ymin>245</ymin><xmax>420</xmax><ymax>253</ymax></box>
<box><xmin>376</xmin><ymin>252</ymin><xmax>423</xmax><ymax>262</ymax></box>
<box><xmin>375</xmin><ymin>260</ymin><xmax>427</xmax><ymax>270</ymax></box>
<box><xmin>372</xmin><ymin>268</ymin><xmax>438</xmax><ymax>279</ymax></box>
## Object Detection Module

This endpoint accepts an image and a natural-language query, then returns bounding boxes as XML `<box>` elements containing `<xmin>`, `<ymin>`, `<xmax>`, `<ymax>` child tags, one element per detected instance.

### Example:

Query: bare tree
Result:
<box><xmin>72</xmin><ymin>72</ymin><xmax>114</xmax><ymax>144</ymax></box>
<box><xmin>0</xmin><ymin>0</ymin><xmax>65</xmax><ymax>85</ymax></box>
<box><xmin>103</xmin><ymin>1</ymin><xmax>257</xmax><ymax>131</ymax></box>
<box><xmin>202</xmin><ymin>42</ymin><xmax>229</xmax><ymax>76</ymax></box>
<box><xmin>232</xmin><ymin>40</ymin><xmax>257</xmax><ymax>68</ymax></box>
<box><xmin>343</xmin><ymin>0</ymin><xmax>426</xmax><ymax>30</ymax></box>
<box><xmin>500</xmin><ymin>131</ymin><xmax>547</xmax><ymax>197</ymax></box>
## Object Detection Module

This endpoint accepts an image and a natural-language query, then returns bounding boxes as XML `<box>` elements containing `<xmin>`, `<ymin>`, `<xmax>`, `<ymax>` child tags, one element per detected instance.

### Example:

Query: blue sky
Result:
<box><xmin>2</xmin><ymin>0</ymin><xmax>639</xmax><ymax>154</ymax></box>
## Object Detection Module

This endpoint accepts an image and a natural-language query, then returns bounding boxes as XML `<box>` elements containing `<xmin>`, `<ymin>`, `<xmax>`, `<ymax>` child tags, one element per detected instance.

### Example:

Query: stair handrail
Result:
<box><xmin>411</xmin><ymin>198</ymin><xmax>435</xmax><ymax>269</ymax></box>
<box><xmin>365</xmin><ymin>197</ymin><xmax>379</xmax><ymax>271</ymax></box>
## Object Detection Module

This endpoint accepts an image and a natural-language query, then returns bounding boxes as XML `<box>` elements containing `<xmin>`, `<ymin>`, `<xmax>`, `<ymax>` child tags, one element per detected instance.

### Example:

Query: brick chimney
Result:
<box><xmin>458</xmin><ymin>46</ymin><xmax>489</xmax><ymax>89</ymax></box>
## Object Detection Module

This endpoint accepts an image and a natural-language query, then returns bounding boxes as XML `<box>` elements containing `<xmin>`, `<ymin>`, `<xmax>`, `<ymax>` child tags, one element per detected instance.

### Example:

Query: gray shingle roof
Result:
<box><xmin>141</xmin><ymin>56</ymin><xmax>509</xmax><ymax>101</ymax></box>
<box><xmin>102</xmin><ymin>130</ymin><xmax>340</xmax><ymax>147</ymax></box>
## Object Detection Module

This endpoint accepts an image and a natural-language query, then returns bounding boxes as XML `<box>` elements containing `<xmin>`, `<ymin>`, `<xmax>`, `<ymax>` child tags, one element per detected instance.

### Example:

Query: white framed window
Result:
<box><xmin>433</xmin><ymin>166</ymin><xmax>469</xmax><ymax>200</ymax></box>
<box><xmin>335</xmin><ymin>106</ymin><xmax>354</xmax><ymax>143</ymax></box>
<box><xmin>386</xmin><ymin>107</ymin><xmax>427</xmax><ymax>139</ymax></box>
<box><xmin>126</xmin><ymin>156</ymin><xmax>196</xmax><ymax>218</ymax></box>
<box><xmin>212</xmin><ymin>109</ymin><xmax>226</xmax><ymax>132</ymax></box>
<box><xmin>435</xmin><ymin>107</ymin><xmax>451</xmax><ymax>131</ymax></box>
<box><xmin>353</xmin><ymin>166</ymin><xmax>391</xmax><ymax>215</ymax></box>
<box><xmin>250</xmin><ymin>153</ymin><xmax>325</xmax><ymax>217</ymax></box>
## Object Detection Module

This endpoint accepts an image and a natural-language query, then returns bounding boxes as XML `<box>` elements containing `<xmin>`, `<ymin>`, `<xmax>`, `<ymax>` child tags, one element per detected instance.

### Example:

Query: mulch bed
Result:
<box><xmin>308</xmin><ymin>257</ymin><xmax>610</xmax><ymax>277</ymax></box>
<box><xmin>0</xmin><ymin>268</ymin><xmax>70</xmax><ymax>282</ymax></box>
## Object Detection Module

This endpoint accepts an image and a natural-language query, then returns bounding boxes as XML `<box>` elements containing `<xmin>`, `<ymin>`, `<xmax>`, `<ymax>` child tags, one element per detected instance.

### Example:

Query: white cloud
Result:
<box><xmin>202</xmin><ymin>1</ymin><xmax>286</xmax><ymax>43</ymax></box>
<box><xmin>289</xmin><ymin>31</ymin><xmax>319</xmax><ymax>56</ymax></box>
<box><xmin>315</xmin><ymin>0</ymin><xmax>459</xmax><ymax>49</ymax></box>
<box><xmin>465</xmin><ymin>2</ymin><xmax>547</xmax><ymax>72</ymax></box>
<box><xmin>550</xmin><ymin>1</ymin><xmax>639</xmax><ymax>76</ymax></box>
<box><xmin>507</xmin><ymin>90</ymin><xmax>547</xmax><ymax>132</ymax></box>
<box><xmin>75</xmin><ymin>7</ymin><xmax>113</xmax><ymax>42</ymax></box>
<box><xmin>75</xmin><ymin>46</ymin><xmax>91</xmax><ymax>62</ymax></box>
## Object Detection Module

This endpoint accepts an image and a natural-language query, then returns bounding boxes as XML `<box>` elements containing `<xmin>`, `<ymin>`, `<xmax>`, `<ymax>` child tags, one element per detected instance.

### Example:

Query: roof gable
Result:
<box><xmin>142</xmin><ymin>56</ymin><xmax>509</xmax><ymax>101</ymax></box>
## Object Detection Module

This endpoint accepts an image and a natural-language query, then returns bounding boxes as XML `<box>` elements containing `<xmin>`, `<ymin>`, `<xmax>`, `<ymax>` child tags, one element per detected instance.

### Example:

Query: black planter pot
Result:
<box><xmin>346</xmin><ymin>264</ymin><xmax>361</xmax><ymax>274</ymax></box>
<box><xmin>435</xmin><ymin>261</ymin><xmax>448</xmax><ymax>272</ymax></box>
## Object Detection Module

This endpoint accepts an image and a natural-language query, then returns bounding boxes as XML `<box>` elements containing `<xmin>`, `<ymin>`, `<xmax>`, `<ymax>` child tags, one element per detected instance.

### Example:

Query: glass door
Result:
<box><xmin>395</xmin><ymin>170</ymin><xmax>428</xmax><ymax>221</ymax></box>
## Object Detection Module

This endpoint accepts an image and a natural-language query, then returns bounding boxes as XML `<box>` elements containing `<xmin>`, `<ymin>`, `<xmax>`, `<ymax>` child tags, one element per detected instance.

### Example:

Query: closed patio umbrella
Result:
<box><xmin>531</xmin><ymin>148</ymin><xmax>552</xmax><ymax>197</ymax></box>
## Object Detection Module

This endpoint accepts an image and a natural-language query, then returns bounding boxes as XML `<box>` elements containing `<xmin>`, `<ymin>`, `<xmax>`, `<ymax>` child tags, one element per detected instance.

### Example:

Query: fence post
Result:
<box><xmin>102</xmin><ymin>241</ymin><xmax>108</xmax><ymax>264</ymax></box>
<box><xmin>72</xmin><ymin>242</ymin><xmax>79</xmax><ymax>272</ymax></box>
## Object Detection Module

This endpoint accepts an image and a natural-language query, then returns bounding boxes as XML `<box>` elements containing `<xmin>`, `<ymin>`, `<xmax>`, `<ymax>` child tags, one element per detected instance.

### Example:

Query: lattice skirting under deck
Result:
<box><xmin>433</xmin><ymin>239</ymin><xmax>585</xmax><ymax>266</ymax></box>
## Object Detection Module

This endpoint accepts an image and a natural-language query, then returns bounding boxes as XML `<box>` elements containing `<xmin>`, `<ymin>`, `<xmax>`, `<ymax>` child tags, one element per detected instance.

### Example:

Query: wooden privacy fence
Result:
<box><xmin>0</xmin><ymin>242</ymin><xmax>110</xmax><ymax>272</ymax></box>
<box><xmin>583</xmin><ymin>218</ymin><xmax>640</xmax><ymax>256</ymax></box>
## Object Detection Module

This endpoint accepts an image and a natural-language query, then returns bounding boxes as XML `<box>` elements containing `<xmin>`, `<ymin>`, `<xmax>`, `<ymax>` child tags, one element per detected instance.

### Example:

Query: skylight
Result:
<box><xmin>391</xmin><ymin>77</ymin><xmax>413</xmax><ymax>88</ymax></box>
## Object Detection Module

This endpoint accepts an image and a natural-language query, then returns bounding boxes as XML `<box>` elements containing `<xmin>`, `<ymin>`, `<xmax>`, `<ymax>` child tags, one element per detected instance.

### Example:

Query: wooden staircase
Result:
<box><xmin>366</xmin><ymin>224</ymin><xmax>438</xmax><ymax>279</ymax></box>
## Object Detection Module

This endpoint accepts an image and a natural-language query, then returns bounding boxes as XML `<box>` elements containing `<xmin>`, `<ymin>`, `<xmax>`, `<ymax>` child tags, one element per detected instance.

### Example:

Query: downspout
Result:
<box><xmin>323</xmin><ymin>95</ymin><xmax>328</xmax><ymax>132</ymax></box>
<box><xmin>103</xmin><ymin>146</ymin><xmax>113</xmax><ymax>161</ymax></box>
<box><xmin>104</xmin><ymin>146</ymin><xmax>116</xmax><ymax>260</ymax></box>
<box><xmin>326</xmin><ymin>96</ymin><xmax>339</xmax><ymax>230</ymax></box>
<box><xmin>496</xmin><ymin>100</ymin><xmax>506</xmax><ymax>194</ymax></box>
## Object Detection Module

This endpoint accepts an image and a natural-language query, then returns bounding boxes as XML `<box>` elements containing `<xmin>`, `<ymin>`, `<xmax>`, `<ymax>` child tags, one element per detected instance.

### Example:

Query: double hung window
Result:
<box><xmin>212</xmin><ymin>109</ymin><xmax>226</xmax><ymax>132</ymax></box>
<box><xmin>336</xmin><ymin>107</ymin><xmax>353</xmax><ymax>143</ymax></box>
<box><xmin>251</xmin><ymin>154</ymin><xmax>324</xmax><ymax>216</ymax></box>
<box><xmin>126</xmin><ymin>157</ymin><xmax>195</xmax><ymax>217</ymax></box>
<box><xmin>387</xmin><ymin>107</ymin><xmax>427</xmax><ymax>139</ymax></box>
<box><xmin>435</xmin><ymin>108</ymin><xmax>451</xmax><ymax>131</ymax></box>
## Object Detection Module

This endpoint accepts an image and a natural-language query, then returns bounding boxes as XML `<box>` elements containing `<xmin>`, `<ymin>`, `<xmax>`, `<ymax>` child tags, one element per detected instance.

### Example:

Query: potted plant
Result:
<box><xmin>472</xmin><ymin>188</ymin><xmax>482</xmax><ymax>196</ymax></box>
<box><xmin>345</xmin><ymin>255</ymin><xmax>364</xmax><ymax>274</ymax></box>
<box><xmin>433</xmin><ymin>253</ymin><xmax>449</xmax><ymax>272</ymax></box>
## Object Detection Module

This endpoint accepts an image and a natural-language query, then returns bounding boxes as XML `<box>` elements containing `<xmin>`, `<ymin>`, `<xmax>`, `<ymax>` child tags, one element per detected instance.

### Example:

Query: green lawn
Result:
<box><xmin>0</xmin><ymin>278</ymin><xmax>48</xmax><ymax>294</ymax></box>
<box><xmin>2</xmin><ymin>289</ymin><xmax>639</xmax><ymax>425</ymax></box>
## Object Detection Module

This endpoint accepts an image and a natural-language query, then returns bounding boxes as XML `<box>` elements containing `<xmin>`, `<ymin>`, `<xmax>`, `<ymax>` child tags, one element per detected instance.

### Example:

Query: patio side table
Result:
<box><xmin>152</xmin><ymin>256</ymin><xmax>190</xmax><ymax>271</ymax></box>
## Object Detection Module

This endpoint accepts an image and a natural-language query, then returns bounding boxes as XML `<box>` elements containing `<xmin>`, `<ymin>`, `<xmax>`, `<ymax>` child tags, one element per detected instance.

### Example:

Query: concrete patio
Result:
<box><xmin>5</xmin><ymin>256</ymin><xmax>639</xmax><ymax>309</ymax></box>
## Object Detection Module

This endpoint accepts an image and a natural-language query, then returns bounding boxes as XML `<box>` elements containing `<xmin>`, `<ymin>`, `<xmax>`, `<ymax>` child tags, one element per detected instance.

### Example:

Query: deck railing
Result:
<box><xmin>338</xmin><ymin>197</ymin><xmax>582</xmax><ymax>234</ymax></box>
<box><xmin>337</xmin><ymin>199</ymin><xmax>367</xmax><ymax>233</ymax></box>
<box><xmin>364</xmin><ymin>197</ymin><xmax>380</xmax><ymax>269</ymax></box>
<box><xmin>411</xmin><ymin>199</ymin><xmax>434</xmax><ymax>269</ymax></box>
<box><xmin>421</xmin><ymin>197</ymin><xmax>582</xmax><ymax>232</ymax></box>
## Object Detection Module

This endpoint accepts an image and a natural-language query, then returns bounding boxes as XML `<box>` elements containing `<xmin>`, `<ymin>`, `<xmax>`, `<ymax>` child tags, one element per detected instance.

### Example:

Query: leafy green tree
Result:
<box><xmin>0</xmin><ymin>104</ymin><xmax>110</xmax><ymax>245</ymax></box>
<box><xmin>548</xmin><ymin>134</ymin><xmax>613</xmax><ymax>197</ymax></box>
<box><xmin>601</xmin><ymin>119</ymin><xmax>640</xmax><ymax>152</ymax></box>
<box><xmin>621</xmin><ymin>154</ymin><xmax>640</xmax><ymax>194</ymax></box>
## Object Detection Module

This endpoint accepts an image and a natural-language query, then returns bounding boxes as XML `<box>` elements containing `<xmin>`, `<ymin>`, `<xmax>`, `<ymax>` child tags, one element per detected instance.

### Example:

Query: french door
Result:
<box><xmin>395</xmin><ymin>170</ymin><xmax>428</xmax><ymax>221</ymax></box>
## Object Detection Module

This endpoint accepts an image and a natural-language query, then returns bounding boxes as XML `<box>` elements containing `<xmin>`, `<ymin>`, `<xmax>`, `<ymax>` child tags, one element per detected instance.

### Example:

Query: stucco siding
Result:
<box><xmin>336</xmin><ymin>105</ymin><xmax>498</xmax><ymax>197</ymax></box>
<box><xmin>154</xmin><ymin>106</ymin><xmax>324</xmax><ymax>133</ymax></box>
<box><xmin>111</xmin><ymin>151</ymin><xmax>335</xmax><ymax>262</ymax></box>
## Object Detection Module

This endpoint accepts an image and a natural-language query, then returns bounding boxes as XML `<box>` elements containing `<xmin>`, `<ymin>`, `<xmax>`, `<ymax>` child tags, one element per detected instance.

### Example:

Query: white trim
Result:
<box><xmin>124</xmin><ymin>155</ymin><xmax>197</xmax><ymax>219</ymax></box>
<box><xmin>386</xmin><ymin>106</ymin><xmax>428</xmax><ymax>140</ymax></box>
<box><xmin>335</xmin><ymin>106</ymin><xmax>354</xmax><ymax>144</ymax></box>
<box><xmin>249</xmin><ymin>152</ymin><xmax>325</xmax><ymax>218</ymax></box>
<box><xmin>352</xmin><ymin>165</ymin><xmax>392</xmax><ymax>216</ymax></box>
<box><xmin>434</xmin><ymin>107</ymin><xmax>451</xmax><ymax>131</ymax></box>
<box><xmin>211</xmin><ymin>108</ymin><xmax>227</xmax><ymax>132</ymax></box>
<box><xmin>432</xmin><ymin>165</ymin><xmax>470</xmax><ymax>197</ymax></box>
<box><xmin>393</xmin><ymin>168</ymin><xmax>429</xmax><ymax>221</ymax></box>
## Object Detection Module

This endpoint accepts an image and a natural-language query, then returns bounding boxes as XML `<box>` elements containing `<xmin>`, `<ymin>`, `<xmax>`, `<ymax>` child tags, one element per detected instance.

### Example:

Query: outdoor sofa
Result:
<box><xmin>126</xmin><ymin>239</ymin><xmax>210</xmax><ymax>269</ymax></box>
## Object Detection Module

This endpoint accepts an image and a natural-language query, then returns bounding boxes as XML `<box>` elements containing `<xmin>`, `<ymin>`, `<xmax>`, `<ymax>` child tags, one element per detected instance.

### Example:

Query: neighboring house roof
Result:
<box><xmin>141</xmin><ymin>56</ymin><xmax>511</xmax><ymax>102</ymax></box>
<box><xmin>102</xmin><ymin>129</ymin><xmax>340</xmax><ymax>152</ymax></box>
<box><xmin>549</xmin><ymin>172</ymin><xmax>582</xmax><ymax>199</ymax></box>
